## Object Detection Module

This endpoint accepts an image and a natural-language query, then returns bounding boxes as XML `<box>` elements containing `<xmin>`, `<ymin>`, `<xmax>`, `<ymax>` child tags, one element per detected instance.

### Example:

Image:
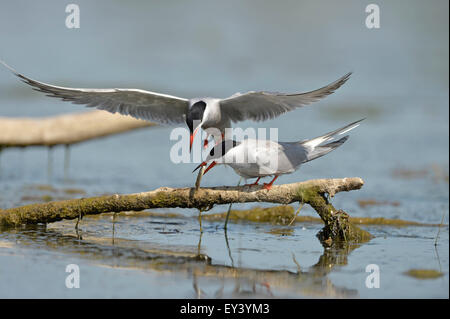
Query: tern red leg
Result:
<box><xmin>263</xmin><ymin>176</ymin><xmax>278</xmax><ymax>190</ymax></box>
<box><xmin>245</xmin><ymin>177</ymin><xmax>260</xmax><ymax>186</ymax></box>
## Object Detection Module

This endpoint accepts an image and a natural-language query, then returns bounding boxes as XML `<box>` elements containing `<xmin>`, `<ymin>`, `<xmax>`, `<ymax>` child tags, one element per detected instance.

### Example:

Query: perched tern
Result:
<box><xmin>1</xmin><ymin>60</ymin><xmax>351</xmax><ymax>150</ymax></box>
<box><xmin>193</xmin><ymin>119</ymin><xmax>364</xmax><ymax>190</ymax></box>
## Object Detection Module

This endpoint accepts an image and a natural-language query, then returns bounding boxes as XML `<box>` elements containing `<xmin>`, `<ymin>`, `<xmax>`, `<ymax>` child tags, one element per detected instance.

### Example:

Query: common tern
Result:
<box><xmin>193</xmin><ymin>119</ymin><xmax>364</xmax><ymax>190</ymax></box>
<box><xmin>1</xmin><ymin>60</ymin><xmax>351</xmax><ymax>150</ymax></box>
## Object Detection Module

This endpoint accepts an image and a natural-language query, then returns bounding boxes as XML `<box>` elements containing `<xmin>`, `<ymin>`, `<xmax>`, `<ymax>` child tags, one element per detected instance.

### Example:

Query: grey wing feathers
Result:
<box><xmin>1</xmin><ymin>61</ymin><xmax>189</xmax><ymax>124</ymax></box>
<box><xmin>220</xmin><ymin>72</ymin><xmax>352</xmax><ymax>123</ymax></box>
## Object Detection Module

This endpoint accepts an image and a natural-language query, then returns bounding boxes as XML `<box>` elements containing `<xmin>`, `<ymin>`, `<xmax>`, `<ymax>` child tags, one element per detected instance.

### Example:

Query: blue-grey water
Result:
<box><xmin>0</xmin><ymin>0</ymin><xmax>448</xmax><ymax>298</ymax></box>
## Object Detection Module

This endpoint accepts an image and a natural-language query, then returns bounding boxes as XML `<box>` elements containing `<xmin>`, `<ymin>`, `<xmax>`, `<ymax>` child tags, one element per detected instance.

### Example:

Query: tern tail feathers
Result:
<box><xmin>300</xmin><ymin>118</ymin><xmax>364</xmax><ymax>162</ymax></box>
<box><xmin>303</xmin><ymin>135</ymin><xmax>349</xmax><ymax>162</ymax></box>
<box><xmin>300</xmin><ymin>118</ymin><xmax>364</xmax><ymax>149</ymax></box>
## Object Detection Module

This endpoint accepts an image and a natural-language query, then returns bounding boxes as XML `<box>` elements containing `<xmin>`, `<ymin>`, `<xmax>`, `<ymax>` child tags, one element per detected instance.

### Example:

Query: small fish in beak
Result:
<box><xmin>192</xmin><ymin>161</ymin><xmax>217</xmax><ymax>174</ymax></box>
<box><xmin>192</xmin><ymin>161</ymin><xmax>206</xmax><ymax>173</ymax></box>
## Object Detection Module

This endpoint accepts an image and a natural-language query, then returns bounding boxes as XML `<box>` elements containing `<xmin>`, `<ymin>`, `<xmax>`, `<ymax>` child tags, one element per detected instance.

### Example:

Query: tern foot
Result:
<box><xmin>262</xmin><ymin>176</ymin><xmax>278</xmax><ymax>190</ymax></box>
<box><xmin>203</xmin><ymin>139</ymin><xmax>209</xmax><ymax>149</ymax></box>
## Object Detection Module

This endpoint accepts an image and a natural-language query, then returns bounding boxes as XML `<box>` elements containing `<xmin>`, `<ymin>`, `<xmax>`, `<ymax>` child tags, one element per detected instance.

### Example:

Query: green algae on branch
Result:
<box><xmin>294</xmin><ymin>183</ymin><xmax>372</xmax><ymax>244</ymax></box>
<box><xmin>0</xmin><ymin>177</ymin><xmax>368</xmax><ymax>243</ymax></box>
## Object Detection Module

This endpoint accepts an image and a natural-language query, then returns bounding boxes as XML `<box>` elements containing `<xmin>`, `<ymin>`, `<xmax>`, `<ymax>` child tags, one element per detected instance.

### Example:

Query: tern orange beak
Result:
<box><xmin>189</xmin><ymin>127</ymin><xmax>200</xmax><ymax>152</ymax></box>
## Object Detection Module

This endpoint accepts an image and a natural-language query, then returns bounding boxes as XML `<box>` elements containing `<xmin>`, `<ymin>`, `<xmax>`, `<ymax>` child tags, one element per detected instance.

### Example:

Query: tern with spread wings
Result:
<box><xmin>1</xmin><ymin>60</ymin><xmax>351</xmax><ymax>150</ymax></box>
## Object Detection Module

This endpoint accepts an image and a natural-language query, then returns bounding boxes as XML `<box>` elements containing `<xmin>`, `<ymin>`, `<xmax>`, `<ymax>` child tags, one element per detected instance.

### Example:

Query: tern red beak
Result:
<box><xmin>204</xmin><ymin>161</ymin><xmax>217</xmax><ymax>174</ymax></box>
<box><xmin>189</xmin><ymin>127</ymin><xmax>200</xmax><ymax>152</ymax></box>
<box><xmin>192</xmin><ymin>161</ymin><xmax>217</xmax><ymax>174</ymax></box>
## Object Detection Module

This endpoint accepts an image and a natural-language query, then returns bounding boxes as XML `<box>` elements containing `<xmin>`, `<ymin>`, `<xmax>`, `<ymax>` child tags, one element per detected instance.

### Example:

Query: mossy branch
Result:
<box><xmin>0</xmin><ymin>177</ymin><xmax>371</xmax><ymax>242</ymax></box>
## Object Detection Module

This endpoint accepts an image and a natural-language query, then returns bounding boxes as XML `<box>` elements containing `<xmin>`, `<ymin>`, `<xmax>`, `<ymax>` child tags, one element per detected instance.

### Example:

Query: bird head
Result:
<box><xmin>192</xmin><ymin>140</ymin><xmax>238</xmax><ymax>175</ymax></box>
<box><xmin>186</xmin><ymin>100</ymin><xmax>207</xmax><ymax>151</ymax></box>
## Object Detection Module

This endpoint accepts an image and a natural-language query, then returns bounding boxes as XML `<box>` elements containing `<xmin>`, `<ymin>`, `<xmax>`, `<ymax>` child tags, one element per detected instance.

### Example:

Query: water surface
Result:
<box><xmin>0</xmin><ymin>0</ymin><xmax>448</xmax><ymax>298</ymax></box>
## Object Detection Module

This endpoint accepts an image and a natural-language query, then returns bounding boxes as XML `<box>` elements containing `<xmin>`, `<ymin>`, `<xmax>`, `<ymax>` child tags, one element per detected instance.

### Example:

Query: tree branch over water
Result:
<box><xmin>0</xmin><ymin>177</ymin><xmax>371</xmax><ymax>243</ymax></box>
<box><xmin>0</xmin><ymin>110</ymin><xmax>154</xmax><ymax>148</ymax></box>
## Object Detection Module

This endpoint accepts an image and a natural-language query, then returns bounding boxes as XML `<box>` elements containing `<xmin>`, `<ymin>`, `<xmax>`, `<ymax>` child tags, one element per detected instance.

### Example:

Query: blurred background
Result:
<box><xmin>0</xmin><ymin>0</ymin><xmax>448</xmax><ymax>298</ymax></box>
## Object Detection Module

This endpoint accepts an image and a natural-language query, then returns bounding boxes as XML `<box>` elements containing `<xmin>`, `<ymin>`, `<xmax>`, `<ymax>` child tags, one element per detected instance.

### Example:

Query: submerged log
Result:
<box><xmin>0</xmin><ymin>177</ymin><xmax>371</xmax><ymax>243</ymax></box>
<box><xmin>0</xmin><ymin>110</ymin><xmax>154</xmax><ymax>148</ymax></box>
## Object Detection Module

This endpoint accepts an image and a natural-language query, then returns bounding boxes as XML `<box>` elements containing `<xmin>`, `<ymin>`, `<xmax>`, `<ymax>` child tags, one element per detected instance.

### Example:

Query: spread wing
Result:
<box><xmin>220</xmin><ymin>72</ymin><xmax>351</xmax><ymax>122</ymax></box>
<box><xmin>2</xmin><ymin>61</ymin><xmax>189</xmax><ymax>124</ymax></box>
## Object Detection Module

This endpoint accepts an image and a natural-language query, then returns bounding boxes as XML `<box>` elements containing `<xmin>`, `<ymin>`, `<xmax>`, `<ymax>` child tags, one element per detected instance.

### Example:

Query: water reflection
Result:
<box><xmin>0</xmin><ymin>223</ymin><xmax>361</xmax><ymax>298</ymax></box>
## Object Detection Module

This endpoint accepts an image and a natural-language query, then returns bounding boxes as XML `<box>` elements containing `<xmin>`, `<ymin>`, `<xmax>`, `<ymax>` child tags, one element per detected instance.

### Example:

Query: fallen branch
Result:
<box><xmin>0</xmin><ymin>110</ymin><xmax>155</xmax><ymax>148</ymax></box>
<box><xmin>0</xmin><ymin>177</ymin><xmax>371</xmax><ymax>243</ymax></box>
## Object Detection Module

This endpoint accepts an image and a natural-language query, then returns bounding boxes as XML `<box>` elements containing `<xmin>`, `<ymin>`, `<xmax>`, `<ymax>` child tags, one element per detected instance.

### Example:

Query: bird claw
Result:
<box><xmin>262</xmin><ymin>176</ymin><xmax>277</xmax><ymax>190</ymax></box>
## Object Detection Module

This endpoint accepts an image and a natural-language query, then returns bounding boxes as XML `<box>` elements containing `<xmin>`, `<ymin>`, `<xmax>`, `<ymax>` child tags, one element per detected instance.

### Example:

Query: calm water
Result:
<box><xmin>0</xmin><ymin>0</ymin><xmax>448</xmax><ymax>298</ymax></box>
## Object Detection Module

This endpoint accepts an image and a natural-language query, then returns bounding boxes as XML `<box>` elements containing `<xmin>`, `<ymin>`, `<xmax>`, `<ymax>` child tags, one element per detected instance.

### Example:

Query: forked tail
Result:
<box><xmin>300</xmin><ymin>118</ymin><xmax>364</xmax><ymax>162</ymax></box>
